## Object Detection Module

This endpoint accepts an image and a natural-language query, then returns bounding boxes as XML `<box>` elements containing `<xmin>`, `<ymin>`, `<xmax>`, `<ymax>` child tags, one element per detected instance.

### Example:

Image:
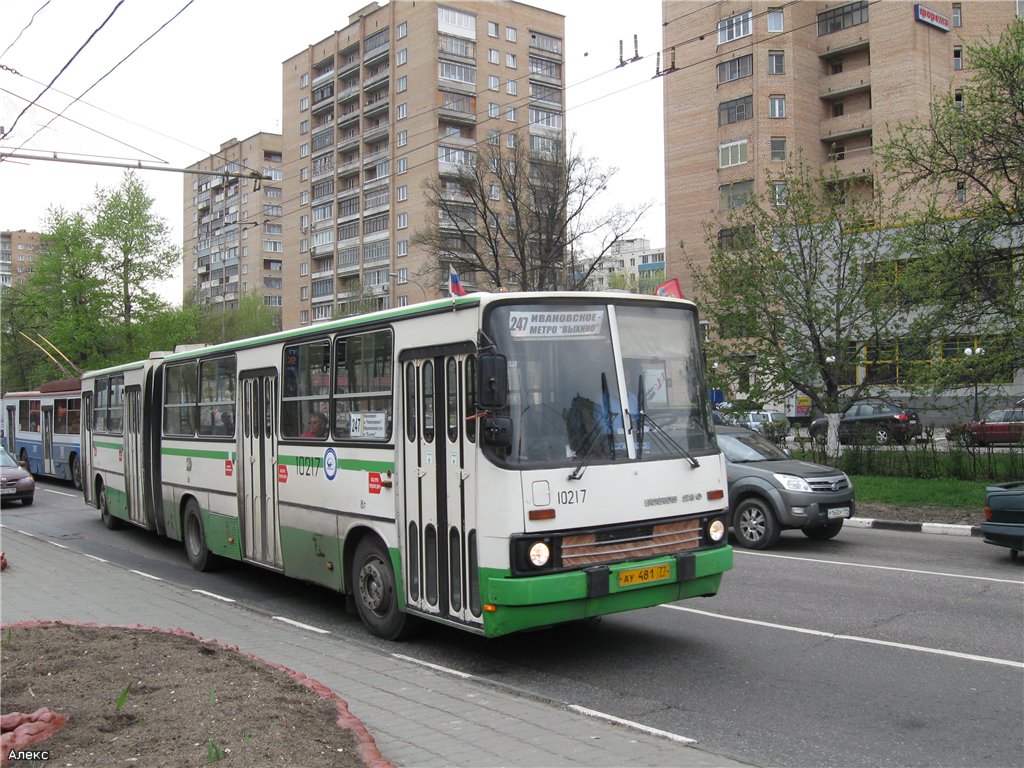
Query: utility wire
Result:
<box><xmin>1</xmin><ymin>0</ymin><xmax>51</xmax><ymax>60</ymax></box>
<box><xmin>1</xmin><ymin>0</ymin><xmax>125</xmax><ymax>143</ymax></box>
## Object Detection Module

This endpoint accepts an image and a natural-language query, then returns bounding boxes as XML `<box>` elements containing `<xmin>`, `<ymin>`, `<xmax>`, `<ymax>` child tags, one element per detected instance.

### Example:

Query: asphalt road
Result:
<box><xmin>4</xmin><ymin>479</ymin><xmax>1023</xmax><ymax>768</ymax></box>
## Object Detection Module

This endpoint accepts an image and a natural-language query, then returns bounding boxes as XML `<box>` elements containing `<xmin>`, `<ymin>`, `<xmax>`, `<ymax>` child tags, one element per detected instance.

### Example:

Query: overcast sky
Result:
<box><xmin>1</xmin><ymin>0</ymin><xmax>666</xmax><ymax>304</ymax></box>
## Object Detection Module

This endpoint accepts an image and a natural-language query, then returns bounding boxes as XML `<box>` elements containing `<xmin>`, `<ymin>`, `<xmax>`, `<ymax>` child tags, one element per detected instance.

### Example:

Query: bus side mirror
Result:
<box><xmin>477</xmin><ymin>353</ymin><xmax>508</xmax><ymax>409</ymax></box>
<box><xmin>482</xmin><ymin>416</ymin><xmax>513</xmax><ymax>447</ymax></box>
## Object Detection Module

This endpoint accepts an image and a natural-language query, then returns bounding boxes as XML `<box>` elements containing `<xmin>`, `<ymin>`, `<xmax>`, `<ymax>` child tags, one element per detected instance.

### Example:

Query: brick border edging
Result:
<box><xmin>1</xmin><ymin>619</ymin><xmax>394</xmax><ymax>768</ymax></box>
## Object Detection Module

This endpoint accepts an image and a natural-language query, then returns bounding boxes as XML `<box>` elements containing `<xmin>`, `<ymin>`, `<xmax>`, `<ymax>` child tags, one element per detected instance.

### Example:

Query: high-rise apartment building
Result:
<box><xmin>662</xmin><ymin>0</ymin><xmax>1019</xmax><ymax>299</ymax></box>
<box><xmin>280</xmin><ymin>1</ymin><xmax>565</xmax><ymax>329</ymax></box>
<box><xmin>183</xmin><ymin>133</ymin><xmax>285</xmax><ymax>328</ymax></box>
<box><xmin>1</xmin><ymin>230</ymin><xmax>45</xmax><ymax>289</ymax></box>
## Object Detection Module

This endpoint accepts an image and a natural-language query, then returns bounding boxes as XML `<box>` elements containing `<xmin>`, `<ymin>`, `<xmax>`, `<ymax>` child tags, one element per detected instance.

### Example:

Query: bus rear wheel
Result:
<box><xmin>352</xmin><ymin>537</ymin><xmax>413</xmax><ymax>640</ymax></box>
<box><xmin>98</xmin><ymin>483</ymin><xmax>124</xmax><ymax>530</ymax></box>
<box><xmin>183</xmin><ymin>499</ymin><xmax>220</xmax><ymax>572</ymax></box>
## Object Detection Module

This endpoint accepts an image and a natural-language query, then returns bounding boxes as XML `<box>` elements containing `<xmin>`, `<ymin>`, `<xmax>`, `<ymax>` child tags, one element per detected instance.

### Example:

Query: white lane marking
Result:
<box><xmin>42</xmin><ymin>488</ymin><xmax>77</xmax><ymax>498</ymax></box>
<box><xmin>47</xmin><ymin>541</ymin><xmax>69</xmax><ymax>549</ymax></box>
<box><xmin>193</xmin><ymin>589</ymin><xmax>236</xmax><ymax>603</ymax></box>
<box><xmin>736</xmin><ymin>549</ymin><xmax>1023</xmax><ymax>585</ymax></box>
<box><xmin>392</xmin><ymin>653</ymin><xmax>474</xmax><ymax>679</ymax></box>
<box><xmin>129</xmin><ymin>569</ymin><xmax>163</xmax><ymax>581</ymax></box>
<box><xmin>84</xmin><ymin>554</ymin><xmax>108</xmax><ymax>563</ymax></box>
<box><xmin>662</xmin><ymin>605</ymin><xmax>1024</xmax><ymax>669</ymax></box>
<box><xmin>568</xmin><ymin>705</ymin><xmax>697</xmax><ymax>744</ymax></box>
<box><xmin>272</xmin><ymin>616</ymin><xmax>330</xmax><ymax>634</ymax></box>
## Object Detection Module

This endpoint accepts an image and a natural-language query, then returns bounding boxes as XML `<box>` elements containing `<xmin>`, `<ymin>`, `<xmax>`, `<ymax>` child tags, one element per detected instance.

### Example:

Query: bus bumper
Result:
<box><xmin>480</xmin><ymin>545</ymin><xmax>733</xmax><ymax>637</ymax></box>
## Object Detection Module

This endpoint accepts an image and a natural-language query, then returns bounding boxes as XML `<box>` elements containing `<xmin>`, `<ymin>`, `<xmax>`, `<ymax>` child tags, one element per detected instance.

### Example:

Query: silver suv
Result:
<box><xmin>716</xmin><ymin>426</ymin><xmax>855</xmax><ymax>549</ymax></box>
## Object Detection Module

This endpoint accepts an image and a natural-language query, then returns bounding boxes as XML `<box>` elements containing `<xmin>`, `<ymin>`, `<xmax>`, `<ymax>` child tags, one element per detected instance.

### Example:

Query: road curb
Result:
<box><xmin>846</xmin><ymin>518</ymin><xmax>982</xmax><ymax>537</ymax></box>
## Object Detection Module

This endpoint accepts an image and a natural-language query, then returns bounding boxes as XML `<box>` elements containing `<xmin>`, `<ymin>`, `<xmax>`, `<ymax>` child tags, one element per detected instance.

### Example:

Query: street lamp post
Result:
<box><xmin>964</xmin><ymin>346</ymin><xmax>985</xmax><ymax>421</ymax></box>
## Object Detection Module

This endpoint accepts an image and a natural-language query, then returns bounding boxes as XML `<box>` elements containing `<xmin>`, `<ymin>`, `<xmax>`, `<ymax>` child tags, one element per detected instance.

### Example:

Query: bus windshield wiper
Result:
<box><xmin>568</xmin><ymin>374</ymin><xmax>612</xmax><ymax>481</ymax></box>
<box><xmin>636</xmin><ymin>411</ymin><xmax>700</xmax><ymax>468</ymax></box>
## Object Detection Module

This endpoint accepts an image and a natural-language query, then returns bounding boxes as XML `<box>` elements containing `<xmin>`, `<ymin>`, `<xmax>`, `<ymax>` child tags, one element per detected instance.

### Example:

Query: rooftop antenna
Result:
<box><xmin>631</xmin><ymin>34</ymin><xmax>642</xmax><ymax>62</ymax></box>
<box><xmin>618</xmin><ymin>39</ymin><xmax>626</xmax><ymax>67</ymax></box>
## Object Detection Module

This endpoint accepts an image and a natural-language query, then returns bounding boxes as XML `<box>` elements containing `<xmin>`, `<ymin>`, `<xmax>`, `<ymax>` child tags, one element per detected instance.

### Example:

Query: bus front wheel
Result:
<box><xmin>352</xmin><ymin>537</ymin><xmax>413</xmax><ymax>640</ymax></box>
<box><xmin>98</xmin><ymin>483</ymin><xmax>124</xmax><ymax>530</ymax></box>
<box><xmin>183</xmin><ymin>499</ymin><xmax>219</xmax><ymax>572</ymax></box>
<box><xmin>70</xmin><ymin>454</ymin><xmax>82</xmax><ymax>490</ymax></box>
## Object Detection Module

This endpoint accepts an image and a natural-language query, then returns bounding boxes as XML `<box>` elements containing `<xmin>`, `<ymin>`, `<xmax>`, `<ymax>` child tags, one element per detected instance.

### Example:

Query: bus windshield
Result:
<box><xmin>483</xmin><ymin>301</ymin><xmax>716</xmax><ymax>467</ymax></box>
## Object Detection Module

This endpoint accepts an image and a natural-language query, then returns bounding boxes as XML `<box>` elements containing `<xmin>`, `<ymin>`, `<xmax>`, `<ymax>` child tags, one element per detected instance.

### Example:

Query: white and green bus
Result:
<box><xmin>81</xmin><ymin>292</ymin><xmax>732</xmax><ymax>639</ymax></box>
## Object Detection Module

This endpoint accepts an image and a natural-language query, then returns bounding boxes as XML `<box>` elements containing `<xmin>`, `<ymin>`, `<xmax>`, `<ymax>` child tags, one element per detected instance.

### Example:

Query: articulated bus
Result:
<box><xmin>2</xmin><ymin>378</ymin><xmax>84</xmax><ymax>489</ymax></box>
<box><xmin>81</xmin><ymin>292</ymin><xmax>732</xmax><ymax>638</ymax></box>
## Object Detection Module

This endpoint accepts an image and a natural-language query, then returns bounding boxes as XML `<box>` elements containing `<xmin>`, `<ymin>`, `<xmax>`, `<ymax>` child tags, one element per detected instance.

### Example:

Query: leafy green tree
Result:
<box><xmin>606</xmin><ymin>269</ymin><xmax>666</xmax><ymax>294</ymax></box>
<box><xmin>185</xmin><ymin>289</ymin><xmax>278</xmax><ymax>344</ymax></box>
<box><xmin>686</xmin><ymin>158</ymin><xmax>912</xmax><ymax>427</ymax></box>
<box><xmin>879</xmin><ymin>18</ymin><xmax>1024</xmax><ymax>390</ymax></box>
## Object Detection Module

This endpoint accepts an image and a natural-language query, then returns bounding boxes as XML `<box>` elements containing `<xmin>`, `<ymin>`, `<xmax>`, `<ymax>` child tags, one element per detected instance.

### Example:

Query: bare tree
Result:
<box><xmin>414</xmin><ymin>134</ymin><xmax>651</xmax><ymax>291</ymax></box>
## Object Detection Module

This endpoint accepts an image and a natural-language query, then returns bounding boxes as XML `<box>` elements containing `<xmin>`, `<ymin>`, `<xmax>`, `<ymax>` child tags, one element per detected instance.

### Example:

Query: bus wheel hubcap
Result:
<box><xmin>360</xmin><ymin>560</ymin><xmax>387</xmax><ymax>614</ymax></box>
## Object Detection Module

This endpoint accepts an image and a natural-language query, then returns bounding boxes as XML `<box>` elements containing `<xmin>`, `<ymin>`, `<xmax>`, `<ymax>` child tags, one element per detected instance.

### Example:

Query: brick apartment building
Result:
<box><xmin>662</xmin><ymin>0</ymin><xmax>1019</xmax><ymax>299</ymax></box>
<box><xmin>278</xmin><ymin>0</ymin><xmax>565</xmax><ymax>329</ymax></box>
<box><xmin>1</xmin><ymin>230</ymin><xmax>45</xmax><ymax>289</ymax></box>
<box><xmin>183</xmin><ymin>133</ymin><xmax>285</xmax><ymax>329</ymax></box>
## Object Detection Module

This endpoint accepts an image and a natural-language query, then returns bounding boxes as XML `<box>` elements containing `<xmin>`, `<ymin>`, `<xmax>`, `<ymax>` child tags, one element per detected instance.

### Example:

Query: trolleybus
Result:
<box><xmin>3</xmin><ymin>378</ymin><xmax>84</xmax><ymax>488</ymax></box>
<box><xmin>81</xmin><ymin>292</ymin><xmax>732</xmax><ymax>638</ymax></box>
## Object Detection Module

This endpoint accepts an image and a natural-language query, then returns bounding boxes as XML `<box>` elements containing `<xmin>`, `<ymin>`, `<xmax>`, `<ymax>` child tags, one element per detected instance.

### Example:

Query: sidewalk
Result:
<box><xmin>0</xmin><ymin>527</ymin><xmax>749</xmax><ymax>768</ymax></box>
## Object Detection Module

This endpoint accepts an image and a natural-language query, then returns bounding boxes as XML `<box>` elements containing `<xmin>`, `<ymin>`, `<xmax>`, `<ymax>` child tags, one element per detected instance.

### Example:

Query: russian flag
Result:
<box><xmin>449</xmin><ymin>265</ymin><xmax>467</xmax><ymax>297</ymax></box>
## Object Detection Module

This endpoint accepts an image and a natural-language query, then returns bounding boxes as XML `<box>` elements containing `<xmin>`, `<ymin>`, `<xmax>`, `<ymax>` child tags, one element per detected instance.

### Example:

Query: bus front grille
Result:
<box><xmin>561</xmin><ymin>518</ymin><xmax>702</xmax><ymax>567</ymax></box>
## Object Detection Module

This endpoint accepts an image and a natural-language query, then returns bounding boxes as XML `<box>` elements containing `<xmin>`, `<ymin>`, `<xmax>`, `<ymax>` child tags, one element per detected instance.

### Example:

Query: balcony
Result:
<box><xmin>363</xmin><ymin>68</ymin><xmax>390</xmax><ymax>91</ymax></box>
<box><xmin>362</xmin><ymin>123</ymin><xmax>389</xmax><ymax>143</ymax></box>
<box><xmin>312</xmin><ymin>67</ymin><xmax>334</xmax><ymax>87</ymax></box>
<box><xmin>338</xmin><ymin>54</ymin><xmax>360</xmax><ymax>78</ymax></box>
<box><xmin>362</xmin><ymin>148</ymin><xmax>390</xmax><ymax>167</ymax></box>
<box><xmin>337</xmin><ymin>110</ymin><xmax>360</xmax><ymax>128</ymax></box>
<box><xmin>825</xmin><ymin>146</ymin><xmax>875</xmax><ymax>179</ymax></box>
<box><xmin>337</xmin><ymin>133</ymin><xmax>360</xmax><ymax>152</ymax></box>
<box><xmin>817</xmin><ymin>27</ymin><xmax>870</xmax><ymax>59</ymax></box>
<box><xmin>337</xmin><ymin>158</ymin><xmax>360</xmax><ymax>178</ymax></box>
<box><xmin>819</xmin><ymin>70</ymin><xmax>871</xmax><ymax>101</ymax></box>
<box><xmin>364</xmin><ymin>95</ymin><xmax>390</xmax><ymax>117</ymax></box>
<box><xmin>819</xmin><ymin>111</ymin><xmax>872</xmax><ymax>143</ymax></box>
<box><xmin>438</xmin><ymin>105</ymin><xmax>476</xmax><ymax>126</ymax></box>
<box><xmin>337</xmin><ymin>83</ymin><xmax>360</xmax><ymax>103</ymax></box>
<box><xmin>363</xmin><ymin>42</ymin><xmax>389</xmax><ymax>67</ymax></box>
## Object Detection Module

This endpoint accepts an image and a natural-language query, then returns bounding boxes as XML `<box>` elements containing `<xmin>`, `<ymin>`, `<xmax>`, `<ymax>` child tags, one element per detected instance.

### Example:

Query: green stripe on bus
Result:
<box><xmin>161</xmin><ymin>446</ymin><xmax>233</xmax><ymax>460</ymax></box>
<box><xmin>93</xmin><ymin>440</ymin><xmax>124</xmax><ymax>450</ymax></box>
<box><xmin>277</xmin><ymin>454</ymin><xmax>395</xmax><ymax>473</ymax></box>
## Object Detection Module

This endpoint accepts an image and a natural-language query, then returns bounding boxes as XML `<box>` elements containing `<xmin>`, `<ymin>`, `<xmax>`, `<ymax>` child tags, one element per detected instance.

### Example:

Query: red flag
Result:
<box><xmin>448</xmin><ymin>265</ymin><xmax>467</xmax><ymax>297</ymax></box>
<box><xmin>654</xmin><ymin>278</ymin><xmax>683</xmax><ymax>298</ymax></box>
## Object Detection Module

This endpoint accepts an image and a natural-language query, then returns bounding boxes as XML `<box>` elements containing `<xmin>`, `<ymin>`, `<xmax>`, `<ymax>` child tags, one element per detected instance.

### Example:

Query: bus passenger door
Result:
<box><xmin>81</xmin><ymin>392</ymin><xmax>94</xmax><ymax>505</ymax></box>
<box><xmin>40</xmin><ymin>405</ymin><xmax>54</xmax><ymax>475</ymax></box>
<box><xmin>400</xmin><ymin>347</ymin><xmax>480</xmax><ymax>628</ymax></box>
<box><xmin>123</xmin><ymin>387</ymin><xmax>147</xmax><ymax>527</ymax></box>
<box><xmin>238</xmin><ymin>371</ymin><xmax>283</xmax><ymax>570</ymax></box>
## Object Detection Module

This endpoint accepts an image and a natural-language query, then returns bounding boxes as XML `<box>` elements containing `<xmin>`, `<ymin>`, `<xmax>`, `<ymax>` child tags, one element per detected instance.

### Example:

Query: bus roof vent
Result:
<box><xmin>149</xmin><ymin>351</ymin><xmax>169</xmax><ymax>360</ymax></box>
<box><xmin>172</xmin><ymin>344</ymin><xmax>209</xmax><ymax>353</ymax></box>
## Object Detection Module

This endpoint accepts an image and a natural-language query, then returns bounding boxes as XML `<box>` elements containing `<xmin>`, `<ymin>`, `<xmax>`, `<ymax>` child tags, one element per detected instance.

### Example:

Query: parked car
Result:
<box><xmin>716</xmin><ymin>426</ymin><xmax>854</xmax><ymax>549</ymax></box>
<box><xmin>0</xmin><ymin>449</ymin><xmax>35</xmax><ymax>506</ymax></box>
<box><xmin>730</xmin><ymin>410</ymin><xmax>790</xmax><ymax>438</ymax></box>
<box><xmin>948</xmin><ymin>409</ymin><xmax>1024</xmax><ymax>446</ymax></box>
<box><xmin>981</xmin><ymin>481</ymin><xmax>1024</xmax><ymax>560</ymax></box>
<box><xmin>808</xmin><ymin>400</ymin><xmax>923</xmax><ymax>445</ymax></box>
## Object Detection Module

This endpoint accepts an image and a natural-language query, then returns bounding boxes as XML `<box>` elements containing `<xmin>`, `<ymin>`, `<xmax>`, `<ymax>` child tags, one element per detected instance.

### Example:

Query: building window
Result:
<box><xmin>438</xmin><ymin>6</ymin><xmax>475</xmax><ymax>34</ymax></box>
<box><xmin>397</xmin><ymin>185</ymin><xmax>408</xmax><ymax>202</ymax></box>
<box><xmin>396</xmin><ymin>48</ymin><xmax>407</xmax><ymax>66</ymax></box>
<box><xmin>397</xmin><ymin>157</ymin><xmax>408</xmax><ymax>174</ymax></box>
<box><xmin>953</xmin><ymin>46</ymin><xmax>963</xmax><ymax>70</ymax></box>
<box><xmin>489</xmin><ymin>183</ymin><xmax>500</xmax><ymax>200</ymax></box>
<box><xmin>951</xmin><ymin>3</ymin><xmax>961</xmax><ymax>26</ymax></box>
<box><xmin>506</xmin><ymin>132</ymin><xmax>516</xmax><ymax>148</ymax></box>
<box><xmin>439</xmin><ymin>61</ymin><xmax>477</xmax><ymax>85</ymax></box>
<box><xmin>956</xmin><ymin>180</ymin><xmax>966</xmax><ymax>202</ymax></box>
<box><xmin>719</xmin><ymin>139</ymin><xmax>749</xmax><ymax>168</ymax></box>
<box><xmin>506</xmin><ymin>106</ymin><xmax>516</xmax><ymax>122</ymax></box>
<box><xmin>397</xmin><ymin>102</ymin><xmax>407</xmax><ymax>120</ymax></box>
<box><xmin>397</xmin><ymin>129</ymin><xmax>408</xmax><ymax>147</ymax></box>
<box><xmin>488</xmin><ymin>128</ymin><xmax>499</xmax><ymax>145</ymax></box>
<box><xmin>489</xmin><ymin>74</ymin><xmax>499</xmax><ymax>91</ymax></box>
<box><xmin>300</xmin><ymin>96</ymin><xmax>309</xmax><ymax>111</ymax></box>
<box><xmin>770</xmin><ymin>137</ymin><xmax>786</xmax><ymax>161</ymax></box>
<box><xmin>954</xmin><ymin>89</ymin><xmax>964</xmax><ymax>109</ymax></box>
<box><xmin>300</xmin><ymin>262</ymin><xmax>309</xmax><ymax>277</ymax></box>
<box><xmin>507</xmin><ymin>52</ymin><xmax>517</xmax><ymax>69</ymax></box>
<box><xmin>818</xmin><ymin>1</ymin><xmax>869</xmax><ymax>36</ymax></box>
<box><xmin>506</xmin><ymin>26</ymin><xmax>517</xmax><ymax>42</ymax></box>
<box><xmin>831</xmin><ymin>59</ymin><xmax>844</xmax><ymax>75</ymax></box>
<box><xmin>488</xmin><ymin>21</ymin><xmax>498</xmax><ymax>37</ymax></box>
<box><xmin>300</xmin><ymin>143</ymin><xmax>309</xmax><ymax>158</ymax></box>
<box><xmin>397</xmin><ymin>75</ymin><xmax>407</xmax><ymax>92</ymax></box>
<box><xmin>397</xmin><ymin>240</ymin><xmax>409</xmax><ymax>257</ymax></box>
<box><xmin>300</xmin><ymin>119</ymin><xmax>309</xmax><ymax>134</ymax></box>
<box><xmin>717</xmin><ymin>54</ymin><xmax>752</xmax><ymax>84</ymax></box>
<box><xmin>489</xmin><ymin>48</ymin><xmax>499</xmax><ymax>64</ymax></box>
<box><xmin>719</xmin><ymin>180</ymin><xmax>753</xmax><ymax>209</ymax></box>
<box><xmin>770</xmin><ymin>95</ymin><xmax>786</xmax><ymax>118</ymax></box>
<box><xmin>397</xmin><ymin>212</ymin><xmax>408</xmax><ymax>229</ymax></box>
<box><xmin>772</xmin><ymin>182</ymin><xmax>788</xmax><ymax>206</ymax></box>
<box><xmin>768</xmin><ymin>51</ymin><xmax>784</xmax><ymax>74</ymax></box>
<box><xmin>767</xmin><ymin>8</ymin><xmax>784</xmax><ymax>32</ymax></box>
<box><xmin>506</xmin><ymin>79</ymin><xmax>517</xmax><ymax>95</ymax></box>
<box><xmin>718</xmin><ymin>11</ymin><xmax>752</xmax><ymax>44</ymax></box>
<box><xmin>832</xmin><ymin>101</ymin><xmax>845</xmax><ymax>117</ymax></box>
<box><xmin>300</xmin><ymin>73</ymin><xmax>309</xmax><ymax>88</ymax></box>
<box><xmin>397</xmin><ymin>21</ymin><xmax>407</xmax><ymax>38</ymax></box>
<box><xmin>488</xmin><ymin>102</ymin><xmax>499</xmax><ymax>118</ymax></box>
<box><xmin>718</xmin><ymin>95</ymin><xmax>752</xmax><ymax>125</ymax></box>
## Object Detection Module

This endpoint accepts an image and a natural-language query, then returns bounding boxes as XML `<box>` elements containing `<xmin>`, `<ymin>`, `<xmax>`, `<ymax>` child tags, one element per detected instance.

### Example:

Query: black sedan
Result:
<box><xmin>717</xmin><ymin>426</ymin><xmax>855</xmax><ymax>549</ymax></box>
<box><xmin>0</xmin><ymin>449</ymin><xmax>35</xmax><ymax>506</ymax></box>
<box><xmin>981</xmin><ymin>481</ymin><xmax>1024</xmax><ymax>560</ymax></box>
<box><xmin>809</xmin><ymin>400</ymin><xmax>923</xmax><ymax>445</ymax></box>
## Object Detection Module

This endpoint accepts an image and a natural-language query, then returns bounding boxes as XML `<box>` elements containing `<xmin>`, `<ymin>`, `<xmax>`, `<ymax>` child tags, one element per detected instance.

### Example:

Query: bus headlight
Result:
<box><xmin>707</xmin><ymin>518</ymin><xmax>726</xmax><ymax>542</ymax></box>
<box><xmin>528</xmin><ymin>541</ymin><xmax>551</xmax><ymax>567</ymax></box>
